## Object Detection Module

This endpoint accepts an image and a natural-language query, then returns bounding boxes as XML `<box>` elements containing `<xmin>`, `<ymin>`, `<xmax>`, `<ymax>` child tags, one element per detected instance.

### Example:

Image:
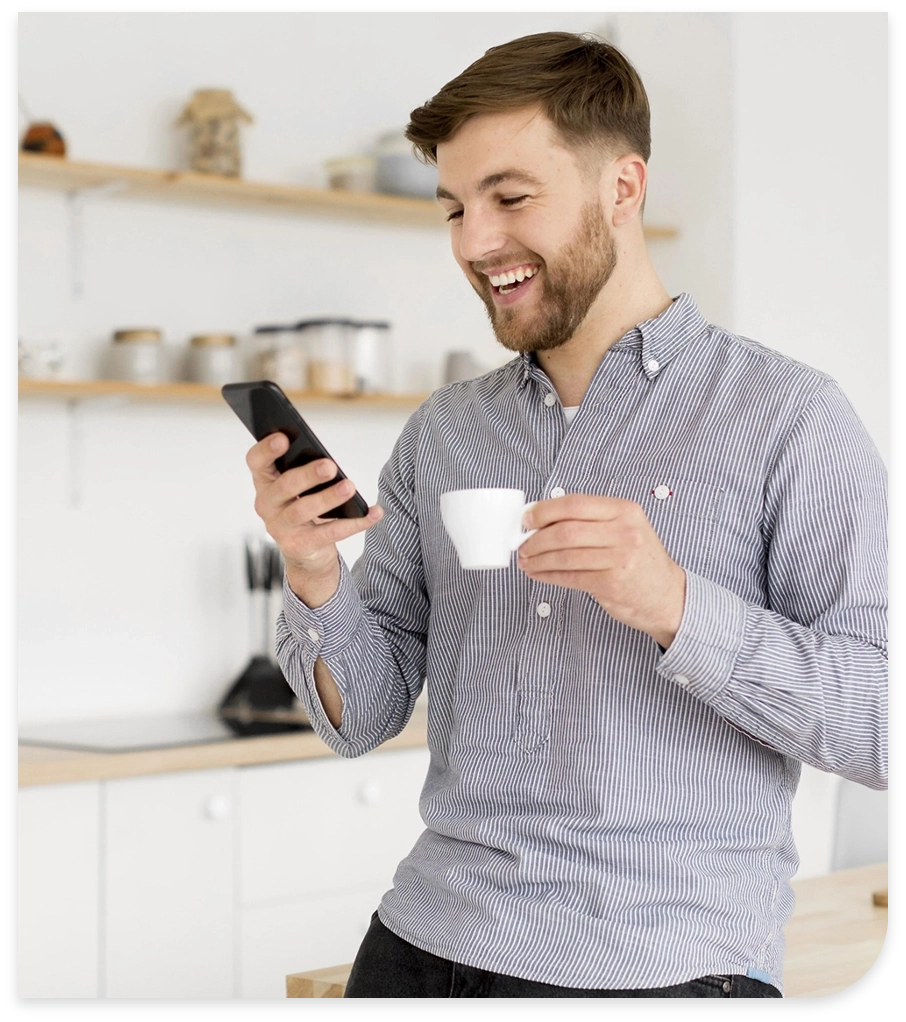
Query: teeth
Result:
<box><xmin>488</xmin><ymin>265</ymin><xmax>537</xmax><ymax>288</ymax></box>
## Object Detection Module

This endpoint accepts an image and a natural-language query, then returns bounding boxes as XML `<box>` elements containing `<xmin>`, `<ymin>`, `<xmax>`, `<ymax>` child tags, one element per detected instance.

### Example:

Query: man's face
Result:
<box><xmin>436</xmin><ymin>107</ymin><xmax>617</xmax><ymax>353</ymax></box>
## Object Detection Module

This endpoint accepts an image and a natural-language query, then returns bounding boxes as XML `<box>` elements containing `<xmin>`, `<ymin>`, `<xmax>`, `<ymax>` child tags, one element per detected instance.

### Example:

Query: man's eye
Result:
<box><xmin>501</xmin><ymin>195</ymin><xmax>528</xmax><ymax>207</ymax></box>
<box><xmin>445</xmin><ymin>209</ymin><xmax>463</xmax><ymax>222</ymax></box>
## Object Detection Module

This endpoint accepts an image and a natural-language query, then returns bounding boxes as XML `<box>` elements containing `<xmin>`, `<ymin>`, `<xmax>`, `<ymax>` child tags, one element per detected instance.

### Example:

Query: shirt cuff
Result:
<box><xmin>281</xmin><ymin>557</ymin><xmax>364</xmax><ymax>663</ymax></box>
<box><xmin>655</xmin><ymin>570</ymin><xmax>747</xmax><ymax>702</ymax></box>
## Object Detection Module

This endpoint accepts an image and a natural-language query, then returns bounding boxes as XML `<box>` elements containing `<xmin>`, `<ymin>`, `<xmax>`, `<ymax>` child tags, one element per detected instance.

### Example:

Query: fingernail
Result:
<box><xmin>269</xmin><ymin>435</ymin><xmax>283</xmax><ymax>452</ymax></box>
<box><xmin>317</xmin><ymin>461</ymin><xmax>335</xmax><ymax>479</ymax></box>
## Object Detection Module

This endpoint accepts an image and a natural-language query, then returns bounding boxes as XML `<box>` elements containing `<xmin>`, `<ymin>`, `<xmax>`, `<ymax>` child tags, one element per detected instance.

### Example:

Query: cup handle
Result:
<box><xmin>511</xmin><ymin>501</ymin><xmax>538</xmax><ymax>550</ymax></box>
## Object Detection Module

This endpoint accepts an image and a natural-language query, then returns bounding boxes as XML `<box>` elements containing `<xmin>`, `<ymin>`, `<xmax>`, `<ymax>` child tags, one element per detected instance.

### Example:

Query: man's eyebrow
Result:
<box><xmin>436</xmin><ymin>169</ymin><xmax>543</xmax><ymax>203</ymax></box>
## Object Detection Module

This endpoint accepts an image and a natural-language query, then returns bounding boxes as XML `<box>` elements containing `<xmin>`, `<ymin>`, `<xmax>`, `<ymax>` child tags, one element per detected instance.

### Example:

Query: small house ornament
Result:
<box><xmin>177</xmin><ymin>89</ymin><xmax>253</xmax><ymax>178</ymax></box>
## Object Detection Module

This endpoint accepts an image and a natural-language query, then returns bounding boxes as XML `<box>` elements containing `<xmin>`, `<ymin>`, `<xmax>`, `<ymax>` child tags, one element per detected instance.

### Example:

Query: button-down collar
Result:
<box><xmin>518</xmin><ymin>293</ymin><xmax>709</xmax><ymax>389</ymax></box>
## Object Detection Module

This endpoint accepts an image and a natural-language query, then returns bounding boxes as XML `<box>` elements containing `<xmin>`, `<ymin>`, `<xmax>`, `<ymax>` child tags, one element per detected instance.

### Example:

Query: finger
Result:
<box><xmin>277</xmin><ymin>504</ymin><xmax>384</xmax><ymax>560</ymax></box>
<box><xmin>245</xmin><ymin>432</ymin><xmax>292</xmax><ymax>486</ymax></box>
<box><xmin>519</xmin><ymin>547</ymin><xmax>616</xmax><ymax>576</ymax></box>
<box><xmin>271</xmin><ymin>458</ymin><xmax>339</xmax><ymax>505</ymax></box>
<box><xmin>524</xmin><ymin>493</ymin><xmax>630</xmax><ymax>530</ymax></box>
<box><xmin>519</xmin><ymin>519</ymin><xmax>615</xmax><ymax>557</ymax></box>
<box><xmin>282</xmin><ymin>477</ymin><xmax>365</xmax><ymax>525</ymax></box>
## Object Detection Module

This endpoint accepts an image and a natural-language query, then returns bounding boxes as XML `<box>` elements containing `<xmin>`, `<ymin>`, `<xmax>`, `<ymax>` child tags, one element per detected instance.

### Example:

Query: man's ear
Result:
<box><xmin>611</xmin><ymin>154</ymin><xmax>647</xmax><ymax>226</ymax></box>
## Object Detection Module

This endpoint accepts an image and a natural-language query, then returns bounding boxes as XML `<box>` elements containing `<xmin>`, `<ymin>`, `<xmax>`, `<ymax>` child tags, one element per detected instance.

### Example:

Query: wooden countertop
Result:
<box><xmin>783</xmin><ymin>861</ymin><xmax>888</xmax><ymax>997</ymax></box>
<box><xmin>18</xmin><ymin>702</ymin><xmax>428</xmax><ymax>786</ymax></box>
<box><xmin>286</xmin><ymin>863</ymin><xmax>888</xmax><ymax>998</ymax></box>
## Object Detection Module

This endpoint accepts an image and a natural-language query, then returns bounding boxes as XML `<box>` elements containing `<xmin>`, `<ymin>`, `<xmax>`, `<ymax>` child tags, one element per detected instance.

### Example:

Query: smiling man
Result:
<box><xmin>244</xmin><ymin>32</ymin><xmax>887</xmax><ymax>998</ymax></box>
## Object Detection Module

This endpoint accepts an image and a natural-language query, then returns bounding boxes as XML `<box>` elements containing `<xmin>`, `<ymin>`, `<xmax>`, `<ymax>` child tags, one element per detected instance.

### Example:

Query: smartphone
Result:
<box><xmin>222</xmin><ymin>380</ymin><xmax>370</xmax><ymax>519</ymax></box>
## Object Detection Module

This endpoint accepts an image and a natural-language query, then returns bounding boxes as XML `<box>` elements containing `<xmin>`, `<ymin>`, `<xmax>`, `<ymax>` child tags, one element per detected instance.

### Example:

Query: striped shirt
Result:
<box><xmin>277</xmin><ymin>293</ymin><xmax>887</xmax><ymax>992</ymax></box>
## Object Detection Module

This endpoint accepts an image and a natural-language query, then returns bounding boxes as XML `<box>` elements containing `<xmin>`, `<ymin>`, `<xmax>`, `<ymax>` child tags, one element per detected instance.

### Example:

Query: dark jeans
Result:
<box><xmin>345</xmin><ymin>914</ymin><xmax>782</xmax><ymax>998</ymax></box>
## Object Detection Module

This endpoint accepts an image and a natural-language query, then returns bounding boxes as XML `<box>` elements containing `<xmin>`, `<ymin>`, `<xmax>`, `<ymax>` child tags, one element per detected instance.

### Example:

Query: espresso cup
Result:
<box><xmin>440</xmin><ymin>488</ymin><xmax>536</xmax><ymax>570</ymax></box>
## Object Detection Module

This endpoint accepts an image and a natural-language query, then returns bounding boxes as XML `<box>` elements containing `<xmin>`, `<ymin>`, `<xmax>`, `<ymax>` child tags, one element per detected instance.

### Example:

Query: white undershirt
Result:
<box><xmin>563</xmin><ymin>405</ymin><xmax>580</xmax><ymax>425</ymax></box>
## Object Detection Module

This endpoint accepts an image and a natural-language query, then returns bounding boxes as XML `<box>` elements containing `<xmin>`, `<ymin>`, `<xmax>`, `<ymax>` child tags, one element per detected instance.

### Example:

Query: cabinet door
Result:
<box><xmin>238</xmin><ymin>747</ymin><xmax>429</xmax><ymax>995</ymax></box>
<box><xmin>239</xmin><ymin>747</ymin><xmax>430</xmax><ymax>905</ymax></box>
<box><xmin>18</xmin><ymin>781</ymin><xmax>100</xmax><ymax>998</ymax></box>
<box><xmin>239</xmin><ymin>885</ymin><xmax>384</xmax><ymax>998</ymax></box>
<box><xmin>103</xmin><ymin>768</ymin><xmax>236</xmax><ymax>998</ymax></box>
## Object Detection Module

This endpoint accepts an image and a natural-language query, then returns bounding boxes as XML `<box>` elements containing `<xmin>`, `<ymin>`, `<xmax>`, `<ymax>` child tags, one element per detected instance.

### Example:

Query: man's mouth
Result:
<box><xmin>486</xmin><ymin>264</ymin><xmax>539</xmax><ymax>297</ymax></box>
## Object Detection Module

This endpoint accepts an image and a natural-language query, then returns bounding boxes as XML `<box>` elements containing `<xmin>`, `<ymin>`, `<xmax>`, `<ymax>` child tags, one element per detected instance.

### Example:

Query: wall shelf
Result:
<box><xmin>19</xmin><ymin>153</ymin><xmax>679</xmax><ymax>238</ymax></box>
<box><xmin>18</xmin><ymin>378</ymin><xmax>428</xmax><ymax>408</ymax></box>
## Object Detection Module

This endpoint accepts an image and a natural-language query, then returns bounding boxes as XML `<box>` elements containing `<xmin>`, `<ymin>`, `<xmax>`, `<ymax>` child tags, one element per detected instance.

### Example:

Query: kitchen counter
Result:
<box><xmin>18</xmin><ymin>702</ymin><xmax>428</xmax><ymax>787</ymax></box>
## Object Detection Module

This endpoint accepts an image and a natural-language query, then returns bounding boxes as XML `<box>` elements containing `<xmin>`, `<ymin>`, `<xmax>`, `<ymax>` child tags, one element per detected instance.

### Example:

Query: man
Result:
<box><xmin>245</xmin><ymin>33</ymin><xmax>887</xmax><ymax>997</ymax></box>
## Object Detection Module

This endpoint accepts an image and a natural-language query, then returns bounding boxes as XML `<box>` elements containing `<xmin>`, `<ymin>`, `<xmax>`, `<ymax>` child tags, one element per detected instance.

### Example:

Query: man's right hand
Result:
<box><xmin>246</xmin><ymin>431</ymin><xmax>384</xmax><ymax>608</ymax></box>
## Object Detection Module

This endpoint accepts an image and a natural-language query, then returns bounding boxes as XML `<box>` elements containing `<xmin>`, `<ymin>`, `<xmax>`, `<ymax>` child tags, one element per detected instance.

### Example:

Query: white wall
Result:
<box><xmin>17</xmin><ymin>12</ymin><xmax>733</xmax><ymax>723</ymax></box>
<box><xmin>731</xmin><ymin>12</ymin><xmax>888</xmax><ymax>464</ymax></box>
<box><xmin>730</xmin><ymin>13</ymin><xmax>888</xmax><ymax>877</ymax></box>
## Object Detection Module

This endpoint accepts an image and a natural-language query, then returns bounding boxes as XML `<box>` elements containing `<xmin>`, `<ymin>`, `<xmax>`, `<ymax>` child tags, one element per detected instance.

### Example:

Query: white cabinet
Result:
<box><xmin>17</xmin><ymin>782</ymin><xmax>101</xmax><ymax>998</ymax></box>
<box><xmin>103</xmin><ymin>768</ymin><xmax>236</xmax><ymax>998</ymax></box>
<box><xmin>16</xmin><ymin>745</ymin><xmax>429</xmax><ymax>999</ymax></box>
<box><xmin>237</xmin><ymin>746</ymin><xmax>430</xmax><ymax>997</ymax></box>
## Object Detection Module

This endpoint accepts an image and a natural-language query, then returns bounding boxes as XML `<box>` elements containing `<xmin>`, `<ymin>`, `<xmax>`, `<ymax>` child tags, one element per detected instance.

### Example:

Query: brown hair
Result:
<box><xmin>405</xmin><ymin>32</ymin><xmax>651</xmax><ymax>167</ymax></box>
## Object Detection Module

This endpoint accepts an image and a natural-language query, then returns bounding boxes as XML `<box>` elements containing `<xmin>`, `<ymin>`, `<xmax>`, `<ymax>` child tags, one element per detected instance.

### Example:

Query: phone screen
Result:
<box><xmin>222</xmin><ymin>380</ymin><xmax>370</xmax><ymax>519</ymax></box>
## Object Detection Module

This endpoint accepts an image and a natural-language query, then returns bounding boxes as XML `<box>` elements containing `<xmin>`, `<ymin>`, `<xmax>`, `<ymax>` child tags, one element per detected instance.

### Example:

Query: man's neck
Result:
<box><xmin>536</xmin><ymin>253</ymin><xmax>671</xmax><ymax>407</ymax></box>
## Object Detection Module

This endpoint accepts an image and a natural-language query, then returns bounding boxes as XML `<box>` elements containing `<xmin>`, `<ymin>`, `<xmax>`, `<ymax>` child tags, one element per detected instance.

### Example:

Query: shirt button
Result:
<box><xmin>307</xmin><ymin>627</ymin><xmax>320</xmax><ymax>643</ymax></box>
<box><xmin>543</xmin><ymin>392</ymin><xmax>557</xmax><ymax>407</ymax></box>
<box><xmin>646</xmin><ymin>358</ymin><xmax>660</xmax><ymax>374</ymax></box>
<box><xmin>536</xmin><ymin>602</ymin><xmax>552</xmax><ymax>619</ymax></box>
<box><xmin>549</xmin><ymin>486</ymin><xmax>566</xmax><ymax>499</ymax></box>
<box><xmin>675</xmin><ymin>674</ymin><xmax>690</xmax><ymax>687</ymax></box>
<box><xmin>653</xmin><ymin>484</ymin><xmax>671</xmax><ymax>500</ymax></box>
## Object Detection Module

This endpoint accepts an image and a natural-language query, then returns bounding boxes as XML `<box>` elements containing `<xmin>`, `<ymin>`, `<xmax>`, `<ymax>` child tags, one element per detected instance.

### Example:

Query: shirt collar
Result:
<box><xmin>518</xmin><ymin>292</ymin><xmax>708</xmax><ymax>388</ymax></box>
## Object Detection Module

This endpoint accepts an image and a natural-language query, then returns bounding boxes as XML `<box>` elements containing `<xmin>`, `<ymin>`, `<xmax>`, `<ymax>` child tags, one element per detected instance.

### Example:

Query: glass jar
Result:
<box><xmin>349</xmin><ymin>320</ymin><xmax>392</xmax><ymax>393</ymax></box>
<box><xmin>250</xmin><ymin>324</ymin><xmax>306</xmax><ymax>391</ymax></box>
<box><xmin>373</xmin><ymin>129</ymin><xmax>438</xmax><ymax>198</ymax></box>
<box><xmin>297</xmin><ymin>319</ymin><xmax>357</xmax><ymax>396</ymax></box>
<box><xmin>107</xmin><ymin>329</ymin><xmax>164</xmax><ymax>384</ymax></box>
<box><xmin>186</xmin><ymin>333</ymin><xmax>238</xmax><ymax>386</ymax></box>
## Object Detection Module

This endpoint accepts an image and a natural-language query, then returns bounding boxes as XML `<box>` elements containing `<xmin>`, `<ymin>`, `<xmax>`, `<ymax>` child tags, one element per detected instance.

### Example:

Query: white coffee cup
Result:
<box><xmin>440</xmin><ymin>488</ymin><xmax>536</xmax><ymax>570</ymax></box>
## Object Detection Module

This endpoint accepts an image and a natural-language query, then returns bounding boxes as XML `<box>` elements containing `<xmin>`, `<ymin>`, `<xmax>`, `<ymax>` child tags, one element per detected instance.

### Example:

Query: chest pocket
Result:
<box><xmin>606</xmin><ymin>475</ymin><xmax>725</xmax><ymax>577</ymax></box>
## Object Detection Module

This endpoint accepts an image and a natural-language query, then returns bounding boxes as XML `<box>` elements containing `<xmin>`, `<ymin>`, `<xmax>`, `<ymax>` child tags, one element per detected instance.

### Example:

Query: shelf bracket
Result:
<box><xmin>65</xmin><ymin>180</ymin><xmax>129</xmax><ymax>300</ymax></box>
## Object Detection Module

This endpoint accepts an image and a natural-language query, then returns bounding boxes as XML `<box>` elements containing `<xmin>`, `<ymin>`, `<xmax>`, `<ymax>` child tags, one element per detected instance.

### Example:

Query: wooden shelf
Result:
<box><xmin>18</xmin><ymin>152</ymin><xmax>445</xmax><ymax>228</ymax></box>
<box><xmin>18</xmin><ymin>153</ymin><xmax>679</xmax><ymax>238</ymax></box>
<box><xmin>17</xmin><ymin>378</ymin><xmax>428</xmax><ymax>408</ymax></box>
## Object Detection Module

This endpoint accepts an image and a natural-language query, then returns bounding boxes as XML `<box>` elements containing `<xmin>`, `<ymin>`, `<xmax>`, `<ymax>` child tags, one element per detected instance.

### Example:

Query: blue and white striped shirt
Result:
<box><xmin>278</xmin><ymin>293</ymin><xmax>887</xmax><ymax>992</ymax></box>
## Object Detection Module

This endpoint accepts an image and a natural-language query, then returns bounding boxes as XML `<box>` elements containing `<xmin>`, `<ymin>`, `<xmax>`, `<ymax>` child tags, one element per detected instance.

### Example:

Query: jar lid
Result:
<box><xmin>295</xmin><ymin>318</ymin><xmax>357</xmax><ymax>330</ymax></box>
<box><xmin>190</xmin><ymin>333</ymin><xmax>235</xmax><ymax>347</ymax></box>
<box><xmin>354</xmin><ymin>320</ymin><xmax>391</xmax><ymax>330</ymax></box>
<box><xmin>253</xmin><ymin>324</ymin><xmax>297</xmax><ymax>334</ymax></box>
<box><xmin>113</xmin><ymin>329</ymin><xmax>162</xmax><ymax>343</ymax></box>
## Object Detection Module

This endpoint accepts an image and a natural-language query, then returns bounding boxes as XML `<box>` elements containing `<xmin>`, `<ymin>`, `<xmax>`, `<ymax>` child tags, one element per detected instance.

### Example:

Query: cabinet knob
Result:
<box><xmin>356</xmin><ymin>780</ymin><xmax>382</xmax><ymax>806</ymax></box>
<box><xmin>203</xmin><ymin>794</ymin><xmax>232</xmax><ymax>820</ymax></box>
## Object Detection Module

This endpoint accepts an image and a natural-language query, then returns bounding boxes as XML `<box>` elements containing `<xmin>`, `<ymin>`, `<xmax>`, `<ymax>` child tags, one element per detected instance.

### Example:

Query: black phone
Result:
<box><xmin>222</xmin><ymin>380</ymin><xmax>370</xmax><ymax>519</ymax></box>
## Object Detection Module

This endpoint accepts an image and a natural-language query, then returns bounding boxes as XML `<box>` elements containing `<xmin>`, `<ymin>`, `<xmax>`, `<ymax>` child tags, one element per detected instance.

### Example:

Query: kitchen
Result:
<box><xmin>16</xmin><ymin>11</ymin><xmax>888</xmax><ymax>1002</ymax></box>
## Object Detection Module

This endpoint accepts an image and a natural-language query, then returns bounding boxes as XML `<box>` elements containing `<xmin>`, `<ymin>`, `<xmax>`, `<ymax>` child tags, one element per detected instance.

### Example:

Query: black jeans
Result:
<box><xmin>345</xmin><ymin>914</ymin><xmax>782</xmax><ymax>998</ymax></box>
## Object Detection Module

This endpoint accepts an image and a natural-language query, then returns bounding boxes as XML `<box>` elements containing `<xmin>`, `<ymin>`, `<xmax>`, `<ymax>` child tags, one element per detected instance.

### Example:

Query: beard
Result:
<box><xmin>470</xmin><ymin>200</ymin><xmax>618</xmax><ymax>354</ymax></box>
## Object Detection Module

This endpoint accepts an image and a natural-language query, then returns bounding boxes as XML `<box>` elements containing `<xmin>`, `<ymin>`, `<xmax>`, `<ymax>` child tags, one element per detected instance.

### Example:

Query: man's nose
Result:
<box><xmin>456</xmin><ymin>209</ymin><xmax>508</xmax><ymax>266</ymax></box>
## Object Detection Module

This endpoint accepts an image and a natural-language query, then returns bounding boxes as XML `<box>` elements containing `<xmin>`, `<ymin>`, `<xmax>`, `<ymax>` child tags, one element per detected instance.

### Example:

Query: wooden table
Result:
<box><xmin>286</xmin><ymin>863</ymin><xmax>887</xmax><ymax>998</ymax></box>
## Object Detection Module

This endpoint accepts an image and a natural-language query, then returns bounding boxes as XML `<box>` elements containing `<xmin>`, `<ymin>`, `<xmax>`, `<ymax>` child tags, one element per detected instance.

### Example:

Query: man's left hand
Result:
<box><xmin>518</xmin><ymin>494</ymin><xmax>686</xmax><ymax>649</ymax></box>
